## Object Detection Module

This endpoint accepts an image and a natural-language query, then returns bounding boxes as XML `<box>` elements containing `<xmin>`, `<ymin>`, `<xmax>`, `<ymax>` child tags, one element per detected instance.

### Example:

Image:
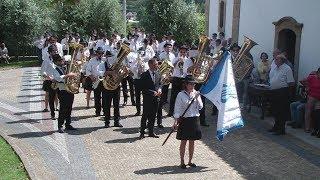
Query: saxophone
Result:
<box><xmin>102</xmin><ymin>43</ymin><xmax>131</xmax><ymax>90</ymax></box>
<box><xmin>232</xmin><ymin>36</ymin><xmax>258</xmax><ymax>82</ymax></box>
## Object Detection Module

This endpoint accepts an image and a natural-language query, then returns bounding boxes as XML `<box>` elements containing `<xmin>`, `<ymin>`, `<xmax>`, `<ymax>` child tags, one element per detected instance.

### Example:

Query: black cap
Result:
<box><xmin>95</xmin><ymin>47</ymin><xmax>104</xmax><ymax>53</ymax></box>
<box><xmin>183</xmin><ymin>75</ymin><xmax>197</xmax><ymax>83</ymax></box>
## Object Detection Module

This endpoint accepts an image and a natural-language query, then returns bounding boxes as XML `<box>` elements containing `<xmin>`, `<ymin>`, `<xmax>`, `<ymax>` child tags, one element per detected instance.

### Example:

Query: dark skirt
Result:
<box><xmin>176</xmin><ymin>117</ymin><xmax>202</xmax><ymax>140</ymax></box>
<box><xmin>42</xmin><ymin>80</ymin><xmax>52</xmax><ymax>92</ymax></box>
<box><xmin>83</xmin><ymin>77</ymin><xmax>93</xmax><ymax>91</ymax></box>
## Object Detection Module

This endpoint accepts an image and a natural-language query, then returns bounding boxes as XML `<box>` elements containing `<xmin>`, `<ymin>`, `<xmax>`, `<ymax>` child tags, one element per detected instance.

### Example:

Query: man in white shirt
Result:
<box><xmin>94</xmin><ymin>33</ymin><xmax>110</xmax><ymax>53</ymax></box>
<box><xmin>42</xmin><ymin>35</ymin><xmax>63</xmax><ymax>61</ymax></box>
<box><xmin>86</xmin><ymin>47</ymin><xmax>106</xmax><ymax>116</ymax></box>
<box><xmin>157</xmin><ymin>43</ymin><xmax>176</xmax><ymax>126</ymax></box>
<box><xmin>130</xmin><ymin>34</ymin><xmax>142</xmax><ymax>52</ymax></box>
<box><xmin>98</xmin><ymin>54</ymin><xmax>123</xmax><ymax>128</ymax></box>
<box><xmin>34</xmin><ymin>35</ymin><xmax>46</xmax><ymax>63</ymax></box>
<box><xmin>268</xmin><ymin>54</ymin><xmax>295</xmax><ymax>135</ymax></box>
<box><xmin>168</xmin><ymin>45</ymin><xmax>189</xmax><ymax>117</ymax></box>
<box><xmin>60</xmin><ymin>33</ymin><xmax>71</xmax><ymax>55</ymax></box>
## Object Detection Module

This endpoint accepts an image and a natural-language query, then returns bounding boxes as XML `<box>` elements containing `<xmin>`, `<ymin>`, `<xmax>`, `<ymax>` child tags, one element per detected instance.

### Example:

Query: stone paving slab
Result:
<box><xmin>0</xmin><ymin>67</ymin><xmax>320</xmax><ymax>180</ymax></box>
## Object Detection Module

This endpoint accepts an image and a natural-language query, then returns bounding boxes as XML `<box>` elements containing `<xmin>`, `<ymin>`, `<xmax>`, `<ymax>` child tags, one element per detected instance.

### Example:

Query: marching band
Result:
<box><xmin>39</xmin><ymin>30</ymin><xmax>216</xmax><ymax>135</ymax></box>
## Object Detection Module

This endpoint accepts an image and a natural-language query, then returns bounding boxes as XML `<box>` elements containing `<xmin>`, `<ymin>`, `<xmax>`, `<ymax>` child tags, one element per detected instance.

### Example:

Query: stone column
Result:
<box><xmin>205</xmin><ymin>0</ymin><xmax>211</xmax><ymax>36</ymax></box>
<box><xmin>232</xmin><ymin>0</ymin><xmax>241</xmax><ymax>44</ymax></box>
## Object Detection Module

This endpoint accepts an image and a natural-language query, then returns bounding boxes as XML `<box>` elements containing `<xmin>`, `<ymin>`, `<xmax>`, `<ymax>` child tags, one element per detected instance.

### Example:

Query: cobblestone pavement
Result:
<box><xmin>0</xmin><ymin>67</ymin><xmax>320</xmax><ymax>180</ymax></box>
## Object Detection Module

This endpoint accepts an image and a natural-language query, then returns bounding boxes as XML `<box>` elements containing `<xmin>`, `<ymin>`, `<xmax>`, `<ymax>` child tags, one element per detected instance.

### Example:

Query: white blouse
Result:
<box><xmin>173</xmin><ymin>90</ymin><xmax>203</xmax><ymax>119</ymax></box>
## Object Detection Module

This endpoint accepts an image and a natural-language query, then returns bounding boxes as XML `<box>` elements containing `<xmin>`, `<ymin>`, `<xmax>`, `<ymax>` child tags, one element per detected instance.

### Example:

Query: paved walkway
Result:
<box><xmin>0</xmin><ymin>67</ymin><xmax>320</xmax><ymax>180</ymax></box>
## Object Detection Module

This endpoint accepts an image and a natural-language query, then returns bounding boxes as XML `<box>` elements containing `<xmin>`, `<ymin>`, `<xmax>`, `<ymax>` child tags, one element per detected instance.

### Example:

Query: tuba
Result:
<box><xmin>159</xmin><ymin>59</ymin><xmax>174</xmax><ymax>85</ymax></box>
<box><xmin>102</xmin><ymin>43</ymin><xmax>131</xmax><ymax>90</ymax></box>
<box><xmin>64</xmin><ymin>43</ymin><xmax>84</xmax><ymax>94</ymax></box>
<box><xmin>192</xmin><ymin>35</ymin><xmax>223</xmax><ymax>83</ymax></box>
<box><xmin>232</xmin><ymin>36</ymin><xmax>258</xmax><ymax>82</ymax></box>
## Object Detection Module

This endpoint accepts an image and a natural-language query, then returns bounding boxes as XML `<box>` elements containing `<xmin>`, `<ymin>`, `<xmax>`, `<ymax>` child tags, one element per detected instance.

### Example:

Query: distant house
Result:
<box><xmin>206</xmin><ymin>0</ymin><xmax>320</xmax><ymax>81</ymax></box>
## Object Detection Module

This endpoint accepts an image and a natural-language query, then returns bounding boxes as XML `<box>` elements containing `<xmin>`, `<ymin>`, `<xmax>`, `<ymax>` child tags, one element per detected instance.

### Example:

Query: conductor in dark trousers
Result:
<box><xmin>139</xmin><ymin>57</ymin><xmax>162</xmax><ymax>139</ymax></box>
<box><xmin>51</xmin><ymin>54</ymin><xmax>77</xmax><ymax>133</ymax></box>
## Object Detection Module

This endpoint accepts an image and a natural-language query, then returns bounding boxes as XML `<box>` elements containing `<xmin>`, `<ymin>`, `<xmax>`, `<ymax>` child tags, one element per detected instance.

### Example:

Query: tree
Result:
<box><xmin>54</xmin><ymin>0</ymin><xmax>125</xmax><ymax>38</ymax></box>
<box><xmin>137</xmin><ymin>0</ymin><xmax>205</xmax><ymax>44</ymax></box>
<box><xmin>0</xmin><ymin>0</ymin><xmax>55</xmax><ymax>56</ymax></box>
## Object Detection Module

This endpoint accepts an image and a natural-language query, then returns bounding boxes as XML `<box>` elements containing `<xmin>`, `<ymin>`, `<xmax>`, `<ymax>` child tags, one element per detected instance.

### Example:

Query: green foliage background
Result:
<box><xmin>0</xmin><ymin>0</ymin><xmax>125</xmax><ymax>56</ymax></box>
<box><xmin>0</xmin><ymin>0</ymin><xmax>205</xmax><ymax>56</ymax></box>
<box><xmin>137</xmin><ymin>0</ymin><xmax>205</xmax><ymax>45</ymax></box>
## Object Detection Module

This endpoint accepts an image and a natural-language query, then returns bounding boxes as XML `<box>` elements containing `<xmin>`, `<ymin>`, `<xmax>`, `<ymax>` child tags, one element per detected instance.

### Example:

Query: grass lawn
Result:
<box><xmin>0</xmin><ymin>136</ymin><xmax>29</xmax><ymax>180</ymax></box>
<box><xmin>0</xmin><ymin>59</ymin><xmax>39</xmax><ymax>70</ymax></box>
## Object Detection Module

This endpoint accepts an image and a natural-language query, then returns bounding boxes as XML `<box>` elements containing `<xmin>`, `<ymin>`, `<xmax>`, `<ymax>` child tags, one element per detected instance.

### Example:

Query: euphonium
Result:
<box><xmin>232</xmin><ymin>36</ymin><xmax>258</xmax><ymax>82</ymax></box>
<box><xmin>102</xmin><ymin>43</ymin><xmax>131</xmax><ymax>90</ymax></box>
<box><xmin>192</xmin><ymin>35</ymin><xmax>217</xmax><ymax>83</ymax></box>
<box><xmin>159</xmin><ymin>59</ymin><xmax>174</xmax><ymax>85</ymax></box>
<box><xmin>65</xmin><ymin>43</ymin><xmax>84</xmax><ymax>94</ymax></box>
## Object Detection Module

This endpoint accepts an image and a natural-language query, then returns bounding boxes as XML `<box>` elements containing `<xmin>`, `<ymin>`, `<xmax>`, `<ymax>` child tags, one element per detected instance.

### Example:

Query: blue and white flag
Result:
<box><xmin>200</xmin><ymin>52</ymin><xmax>244</xmax><ymax>141</ymax></box>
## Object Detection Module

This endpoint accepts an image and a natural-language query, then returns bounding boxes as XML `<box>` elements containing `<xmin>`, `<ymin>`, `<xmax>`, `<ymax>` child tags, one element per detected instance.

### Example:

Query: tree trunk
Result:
<box><xmin>122</xmin><ymin>0</ymin><xmax>127</xmax><ymax>34</ymax></box>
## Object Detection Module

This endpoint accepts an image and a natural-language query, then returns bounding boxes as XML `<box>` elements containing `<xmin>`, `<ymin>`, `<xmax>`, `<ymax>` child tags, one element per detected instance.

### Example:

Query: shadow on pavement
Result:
<box><xmin>14</xmin><ymin>110</ymin><xmax>46</xmax><ymax>115</ymax></box>
<box><xmin>105</xmin><ymin>137</ymin><xmax>140</xmax><ymax>143</ymax></box>
<box><xmin>19</xmin><ymin>99</ymin><xmax>44</xmax><ymax>104</ymax></box>
<box><xmin>6</xmin><ymin>118</ymin><xmax>52</xmax><ymax>124</ymax></box>
<box><xmin>133</xmin><ymin>165</ymin><xmax>212</xmax><ymax>175</ymax></box>
<box><xmin>16</xmin><ymin>94</ymin><xmax>44</xmax><ymax>98</ymax></box>
<box><xmin>9</xmin><ymin>131</ymin><xmax>56</xmax><ymax>138</ymax></box>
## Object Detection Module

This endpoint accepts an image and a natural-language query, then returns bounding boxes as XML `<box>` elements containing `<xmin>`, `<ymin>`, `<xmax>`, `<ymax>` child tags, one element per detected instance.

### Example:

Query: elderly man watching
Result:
<box><xmin>268</xmin><ymin>54</ymin><xmax>295</xmax><ymax>135</ymax></box>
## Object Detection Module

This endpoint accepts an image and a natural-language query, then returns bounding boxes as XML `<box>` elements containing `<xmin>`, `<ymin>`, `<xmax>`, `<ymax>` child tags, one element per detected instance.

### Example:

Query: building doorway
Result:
<box><xmin>278</xmin><ymin>29</ymin><xmax>296</xmax><ymax>66</ymax></box>
<box><xmin>273</xmin><ymin>17</ymin><xmax>303</xmax><ymax>81</ymax></box>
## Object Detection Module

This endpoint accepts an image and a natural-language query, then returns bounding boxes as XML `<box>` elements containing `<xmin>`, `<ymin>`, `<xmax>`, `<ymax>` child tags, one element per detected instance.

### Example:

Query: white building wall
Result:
<box><xmin>238</xmin><ymin>0</ymin><xmax>320</xmax><ymax>80</ymax></box>
<box><xmin>208</xmin><ymin>0</ymin><xmax>234</xmax><ymax>38</ymax></box>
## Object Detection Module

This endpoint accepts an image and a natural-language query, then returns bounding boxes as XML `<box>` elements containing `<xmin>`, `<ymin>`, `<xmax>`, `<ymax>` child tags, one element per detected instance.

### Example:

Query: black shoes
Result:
<box><xmin>58</xmin><ymin>128</ymin><xmax>64</xmax><ymax>133</ymax></box>
<box><xmin>134</xmin><ymin>112</ymin><xmax>141</xmax><ymax>116</ymax></box>
<box><xmin>188</xmin><ymin>163</ymin><xmax>197</xmax><ymax>168</ymax></box>
<box><xmin>95</xmin><ymin>113</ymin><xmax>100</xmax><ymax>117</ymax></box>
<box><xmin>158</xmin><ymin>124</ymin><xmax>164</xmax><ymax>128</ymax></box>
<box><xmin>139</xmin><ymin>134</ymin><xmax>145</xmax><ymax>139</ymax></box>
<box><xmin>200</xmin><ymin>123</ymin><xmax>209</xmax><ymax>127</ymax></box>
<box><xmin>122</xmin><ymin>102</ymin><xmax>127</xmax><ymax>106</ymax></box>
<box><xmin>268</xmin><ymin>128</ymin><xmax>277</xmax><ymax>132</ymax></box>
<box><xmin>180</xmin><ymin>164</ymin><xmax>187</xmax><ymax>169</ymax></box>
<box><xmin>65</xmin><ymin>126</ymin><xmax>77</xmax><ymax>131</ymax></box>
<box><xmin>42</xmin><ymin>108</ymin><xmax>49</xmax><ymax>112</ymax></box>
<box><xmin>114</xmin><ymin>122</ymin><xmax>123</xmax><ymax>127</ymax></box>
<box><xmin>51</xmin><ymin>116</ymin><xmax>56</xmax><ymax>120</ymax></box>
<box><xmin>148</xmin><ymin>133</ymin><xmax>159</xmax><ymax>138</ymax></box>
<box><xmin>104</xmin><ymin>124</ymin><xmax>110</xmax><ymax>128</ymax></box>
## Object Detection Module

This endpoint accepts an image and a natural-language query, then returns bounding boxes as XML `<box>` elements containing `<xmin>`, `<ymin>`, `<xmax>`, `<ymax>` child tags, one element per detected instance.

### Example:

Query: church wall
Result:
<box><xmin>238</xmin><ymin>0</ymin><xmax>320</xmax><ymax>80</ymax></box>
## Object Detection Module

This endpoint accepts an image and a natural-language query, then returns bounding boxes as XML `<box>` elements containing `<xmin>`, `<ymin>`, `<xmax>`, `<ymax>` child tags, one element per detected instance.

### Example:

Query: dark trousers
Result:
<box><xmin>169</xmin><ymin>77</ymin><xmax>183</xmax><ymax>115</ymax></box>
<box><xmin>57</xmin><ymin>90</ymin><xmax>74</xmax><ymax>128</ymax></box>
<box><xmin>121</xmin><ymin>76</ymin><xmax>135</xmax><ymax>104</ymax></box>
<box><xmin>103</xmin><ymin>87</ymin><xmax>120</xmax><ymax>125</ymax></box>
<box><xmin>63</xmin><ymin>50</ymin><xmax>68</xmax><ymax>55</ymax></box>
<box><xmin>133</xmin><ymin>79</ymin><xmax>142</xmax><ymax>113</ymax></box>
<box><xmin>270</xmin><ymin>87</ymin><xmax>290</xmax><ymax>133</ymax></box>
<box><xmin>93</xmin><ymin>82</ymin><xmax>104</xmax><ymax>115</ymax></box>
<box><xmin>141</xmin><ymin>95</ymin><xmax>159</xmax><ymax>134</ymax></box>
<box><xmin>195</xmin><ymin>83</ymin><xmax>206</xmax><ymax>125</ymax></box>
<box><xmin>36</xmin><ymin>48</ymin><xmax>42</xmax><ymax>63</ymax></box>
<box><xmin>48</xmin><ymin>84</ymin><xmax>57</xmax><ymax>118</ymax></box>
<box><xmin>162</xmin><ymin>84</ymin><xmax>169</xmax><ymax>102</ymax></box>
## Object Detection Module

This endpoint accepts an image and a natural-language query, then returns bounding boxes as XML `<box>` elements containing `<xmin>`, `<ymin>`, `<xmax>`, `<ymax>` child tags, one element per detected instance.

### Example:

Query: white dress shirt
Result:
<box><xmin>159</xmin><ymin>52</ymin><xmax>175</xmax><ymax>63</ymax></box>
<box><xmin>172</xmin><ymin>56</ymin><xmax>189</xmax><ymax>78</ymax></box>
<box><xmin>94</xmin><ymin>39</ymin><xmax>110</xmax><ymax>52</ymax></box>
<box><xmin>130</xmin><ymin>40</ymin><xmax>142</xmax><ymax>52</ymax></box>
<box><xmin>60</xmin><ymin>38</ymin><xmax>69</xmax><ymax>51</ymax></box>
<box><xmin>85</xmin><ymin>57</ymin><xmax>105</xmax><ymax>77</ymax></box>
<box><xmin>52</xmin><ymin>65</ymin><xmax>67</xmax><ymax>90</ymax></box>
<box><xmin>143</xmin><ymin>45</ymin><xmax>155</xmax><ymax>62</ymax></box>
<box><xmin>40</xmin><ymin>57</ymin><xmax>54</xmax><ymax>78</ymax></box>
<box><xmin>183</xmin><ymin>58</ymin><xmax>194</xmax><ymax>77</ymax></box>
<box><xmin>269</xmin><ymin>63</ymin><xmax>294</xmax><ymax>90</ymax></box>
<box><xmin>130</xmin><ymin>52</ymin><xmax>149</xmax><ymax>79</ymax></box>
<box><xmin>173</xmin><ymin>90</ymin><xmax>203</xmax><ymax>119</ymax></box>
<box><xmin>42</xmin><ymin>42</ymin><xmax>63</xmax><ymax>61</ymax></box>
